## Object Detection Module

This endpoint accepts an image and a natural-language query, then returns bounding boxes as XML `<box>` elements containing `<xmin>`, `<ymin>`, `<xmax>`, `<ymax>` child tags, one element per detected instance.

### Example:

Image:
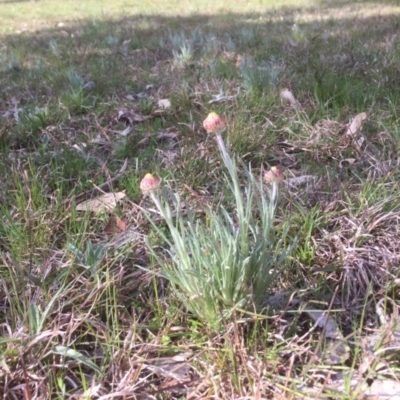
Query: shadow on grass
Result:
<box><xmin>0</xmin><ymin>0</ymin><xmax>38</xmax><ymax>2</ymax></box>
<box><xmin>318</xmin><ymin>0</ymin><xmax>400</xmax><ymax>7</ymax></box>
<box><xmin>1</xmin><ymin>3</ymin><xmax>399</xmax><ymax>101</ymax></box>
<box><xmin>0</xmin><ymin>1</ymin><xmax>399</xmax><ymax>158</ymax></box>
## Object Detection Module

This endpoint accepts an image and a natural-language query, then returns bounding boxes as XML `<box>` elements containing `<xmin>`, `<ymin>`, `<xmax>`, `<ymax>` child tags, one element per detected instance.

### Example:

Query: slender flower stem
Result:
<box><xmin>215</xmin><ymin>132</ymin><xmax>231</xmax><ymax>169</ymax></box>
<box><xmin>215</xmin><ymin>132</ymin><xmax>248</xmax><ymax>251</ymax></box>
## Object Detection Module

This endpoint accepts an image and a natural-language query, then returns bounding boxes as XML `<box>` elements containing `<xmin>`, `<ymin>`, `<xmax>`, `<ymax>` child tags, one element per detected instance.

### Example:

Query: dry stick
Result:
<box><xmin>62</xmin><ymin>158</ymin><xmax>128</xmax><ymax>205</ymax></box>
<box><xmin>20</xmin><ymin>355</ymin><xmax>32</xmax><ymax>400</ymax></box>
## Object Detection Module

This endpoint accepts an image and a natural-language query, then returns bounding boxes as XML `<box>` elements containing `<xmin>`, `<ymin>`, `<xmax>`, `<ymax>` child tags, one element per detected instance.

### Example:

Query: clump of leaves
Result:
<box><xmin>142</xmin><ymin>113</ymin><xmax>297</xmax><ymax>330</ymax></box>
<box><xmin>240</xmin><ymin>59</ymin><xmax>282</xmax><ymax>95</ymax></box>
<box><xmin>18</xmin><ymin>106</ymin><xmax>51</xmax><ymax>134</ymax></box>
<box><xmin>0</xmin><ymin>49</ymin><xmax>22</xmax><ymax>72</ymax></box>
<box><xmin>62</xmin><ymin>88</ymin><xmax>98</xmax><ymax>115</ymax></box>
<box><xmin>172</xmin><ymin>44</ymin><xmax>194</xmax><ymax>68</ymax></box>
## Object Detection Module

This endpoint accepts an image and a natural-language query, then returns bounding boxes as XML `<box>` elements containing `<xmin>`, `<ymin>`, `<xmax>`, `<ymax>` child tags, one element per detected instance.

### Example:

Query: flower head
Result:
<box><xmin>264</xmin><ymin>166</ymin><xmax>284</xmax><ymax>182</ymax></box>
<box><xmin>203</xmin><ymin>112</ymin><xmax>226</xmax><ymax>134</ymax></box>
<box><xmin>140</xmin><ymin>173</ymin><xmax>160</xmax><ymax>195</ymax></box>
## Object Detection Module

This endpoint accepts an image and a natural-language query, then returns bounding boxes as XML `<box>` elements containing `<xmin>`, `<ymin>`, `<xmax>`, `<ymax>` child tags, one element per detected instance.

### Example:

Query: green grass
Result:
<box><xmin>1</xmin><ymin>0</ymin><xmax>400</xmax><ymax>398</ymax></box>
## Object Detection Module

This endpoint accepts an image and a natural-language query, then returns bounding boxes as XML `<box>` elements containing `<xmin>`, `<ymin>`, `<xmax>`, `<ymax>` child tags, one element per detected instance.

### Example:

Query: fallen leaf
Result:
<box><xmin>365</xmin><ymin>379</ymin><xmax>400</xmax><ymax>398</ymax></box>
<box><xmin>306</xmin><ymin>309</ymin><xmax>341</xmax><ymax>339</ymax></box>
<box><xmin>339</xmin><ymin>158</ymin><xmax>357</xmax><ymax>168</ymax></box>
<box><xmin>261</xmin><ymin>118</ymin><xmax>275</xmax><ymax>129</ymax></box>
<box><xmin>323</xmin><ymin>338</ymin><xmax>350</xmax><ymax>365</ymax></box>
<box><xmin>83</xmin><ymin>81</ymin><xmax>95</xmax><ymax>90</ymax></box>
<box><xmin>209</xmin><ymin>93</ymin><xmax>238</xmax><ymax>104</ymax></box>
<box><xmin>125</xmin><ymin>92</ymin><xmax>148</xmax><ymax>101</ymax></box>
<box><xmin>90</xmin><ymin>134</ymin><xmax>108</xmax><ymax>145</ymax></box>
<box><xmin>118</xmin><ymin>109</ymin><xmax>151</xmax><ymax>125</ymax></box>
<box><xmin>118</xmin><ymin>126</ymin><xmax>132</xmax><ymax>137</ymax></box>
<box><xmin>344</xmin><ymin>112</ymin><xmax>369</xmax><ymax>156</ymax></box>
<box><xmin>285</xmin><ymin>175</ymin><xmax>317</xmax><ymax>188</ymax></box>
<box><xmin>76</xmin><ymin>192</ymin><xmax>126</xmax><ymax>213</ymax></box>
<box><xmin>150</xmin><ymin>108</ymin><xmax>168</xmax><ymax>116</ymax></box>
<box><xmin>280</xmin><ymin>88</ymin><xmax>301</xmax><ymax>109</ymax></box>
<box><xmin>306</xmin><ymin>309</ymin><xmax>350</xmax><ymax>365</ymax></box>
<box><xmin>345</xmin><ymin>112</ymin><xmax>368</xmax><ymax>136</ymax></box>
<box><xmin>144</xmin><ymin>353</ymin><xmax>191</xmax><ymax>381</ymax></box>
<box><xmin>156</xmin><ymin>130</ymin><xmax>179</xmax><ymax>140</ymax></box>
<box><xmin>108</xmin><ymin>226</ymin><xmax>141</xmax><ymax>247</ymax></box>
<box><xmin>72</xmin><ymin>143</ymin><xmax>87</xmax><ymax>152</ymax></box>
<box><xmin>104</xmin><ymin>216</ymin><xmax>126</xmax><ymax>235</ymax></box>
<box><xmin>157</xmin><ymin>99</ymin><xmax>171</xmax><ymax>109</ymax></box>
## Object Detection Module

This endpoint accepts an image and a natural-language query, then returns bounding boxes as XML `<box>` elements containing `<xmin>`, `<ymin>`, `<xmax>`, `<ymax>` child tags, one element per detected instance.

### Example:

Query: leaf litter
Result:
<box><xmin>157</xmin><ymin>98</ymin><xmax>171</xmax><ymax>109</ymax></box>
<box><xmin>76</xmin><ymin>192</ymin><xmax>126</xmax><ymax>212</ymax></box>
<box><xmin>103</xmin><ymin>216</ymin><xmax>127</xmax><ymax>235</ymax></box>
<box><xmin>3</xmin><ymin>3</ymin><xmax>400</xmax><ymax>399</ymax></box>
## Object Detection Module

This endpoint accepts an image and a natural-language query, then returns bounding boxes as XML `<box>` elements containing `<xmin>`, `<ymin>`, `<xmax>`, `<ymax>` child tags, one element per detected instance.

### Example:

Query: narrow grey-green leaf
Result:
<box><xmin>53</xmin><ymin>345</ymin><xmax>101</xmax><ymax>374</ymax></box>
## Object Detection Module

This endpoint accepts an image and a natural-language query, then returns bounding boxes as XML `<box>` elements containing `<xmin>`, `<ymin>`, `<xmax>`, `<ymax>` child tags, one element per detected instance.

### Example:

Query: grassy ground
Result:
<box><xmin>1</xmin><ymin>0</ymin><xmax>400</xmax><ymax>398</ymax></box>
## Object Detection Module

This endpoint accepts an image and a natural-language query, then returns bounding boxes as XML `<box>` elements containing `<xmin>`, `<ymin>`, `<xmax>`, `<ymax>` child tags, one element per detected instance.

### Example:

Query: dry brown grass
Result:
<box><xmin>1</xmin><ymin>0</ymin><xmax>400</xmax><ymax>398</ymax></box>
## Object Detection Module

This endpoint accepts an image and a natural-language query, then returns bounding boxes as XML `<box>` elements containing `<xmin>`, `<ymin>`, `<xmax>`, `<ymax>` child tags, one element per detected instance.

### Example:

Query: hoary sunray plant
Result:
<box><xmin>140</xmin><ymin>113</ymin><xmax>297</xmax><ymax>330</ymax></box>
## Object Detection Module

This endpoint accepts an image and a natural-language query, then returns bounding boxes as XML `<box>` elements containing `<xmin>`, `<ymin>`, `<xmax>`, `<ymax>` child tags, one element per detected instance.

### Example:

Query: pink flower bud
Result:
<box><xmin>140</xmin><ymin>173</ymin><xmax>160</xmax><ymax>194</ymax></box>
<box><xmin>203</xmin><ymin>112</ymin><xmax>226</xmax><ymax>134</ymax></box>
<box><xmin>264</xmin><ymin>166</ymin><xmax>284</xmax><ymax>182</ymax></box>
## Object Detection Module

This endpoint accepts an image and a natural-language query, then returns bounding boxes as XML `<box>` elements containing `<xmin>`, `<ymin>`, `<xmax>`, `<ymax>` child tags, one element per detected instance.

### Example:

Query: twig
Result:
<box><xmin>63</xmin><ymin>158</ymin><xmax>128</xmax><ymax>205</ymax></box>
